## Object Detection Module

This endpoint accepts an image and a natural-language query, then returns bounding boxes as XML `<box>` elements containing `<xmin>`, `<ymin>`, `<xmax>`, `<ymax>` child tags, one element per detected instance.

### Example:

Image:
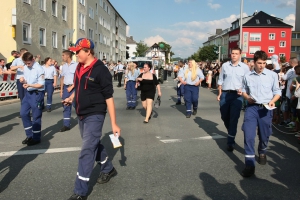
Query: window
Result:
<box><xmin>52</xmin><ymin>0</ymin><xmax>57</xmax><ymax>16</ymax></box>
<box><xmin>23</xmin><ymin>0</ymin><xmax>31</xmax><ymax>4</ymax></box>
<box><xmin>108</xmin><ymin>6</ymin><xmax>110</xmax><ymax>15</ymax></box>
<box><xmin>79</xmin><ymin>12</ymin><xmax>85</xmax><ymax>30</ymax></box>
<box><xmin>39</xmin><ymin>0</ymin><xmax>46</xmax><ymax>11</ymax></box>
<box><xmin>99</xmin><ymin>33</ymin><xmax>103</xmax><ymax>43</ymax></box>
<box><xmin>267</xmin><ymin>19</ymin><xmax>271</xmax><ymax>24</ymax></box>
<box><xmin>62</xmin><ymin>35</ymin><xmax>66</xmax><ymax>49</ymax></box>
<box><xmin>250</xmin><ymin>33</ymin><xmax>261</xmax><ymax>41</ymax></box>
<box><xmin>291</xmin><ymin>46</ymin><xmax>300</xmax><ymax>52</ymax></box>
<box><xmin>249</xmin><ymin>46</ymin><xmax>260</xmax><ymax>55</ymax></box>
<box><xmin>100</xmin><ymin>0</ymin><xmax>103</xmax><ymax>7</ymax></box>
<box><xmin>268</xmin><ymin>46</ymin><xmax>275</xmax><ymax>53</ymax></box>
<box><xmin>256</xmin><ymin>19</ymin><xmax>260</xmax><ymax>24</ymax></box>
<box><xmin>39</xmin><ymin>28</ymin><xmax>46</xmax><ymax>46</ymax></box>
<box><xmin>279</xmin><ymin>41</ymin><xmax>286</xmax><ymax>47</ymax></box>
<box><xmin>103</xmin><ymin>1</ymin><xmax>106</xmax><ymax>10</ymax></box>
<box><xmin>89</xmin><ymin>7</ymin><xmax>94</xmax><ymax>19</ymax></box>
<box><xmin>292</xmin><ymin>33</ymin><xmax>300</xmax><ymax>39</ymax></box>
<box><xmin>96</xmin><ymin>3</ymin><xmax>98</xmax><ymax>15</ymax></box>
<box><xmin>88</xmin><ymin>29</ymin><xmax>94</xmax><ymax>40</ymax></box>
<box><xmin>23</xmin><ymin>22</ymin><xmax>31</xmax><ymax>43</ymax></box>
<box><xmin>62</xmin><ymin>5</ymin><xmax>67</xmax><ymax>21</ymax></box>
<box><xmin>52</xmin><ymin>31</ymin><xmax>57</xmax><ymax>48</ymax></box>
<box><xmin>279</xmin><ymin>53</ymin><xmax>285</xmax><ymax>58</ymax></box>
<box><xmin>96</xmin><ymin>22</ymin><xmax>98</xmax><ymax>31</ymax></box>
<box><xmin>79</xmin><ymin>0</ymin><xmax>85</xmax><ymax>6</ymax></box>
<box><xmin>281</xmin><ymin>31</ymin><xmax>286</xmax><ymax>38</ymax></box>
<box><xmin>269</xmin><ymin>33</ymin><xmax>275</xmax><ymax>40</ymax></box>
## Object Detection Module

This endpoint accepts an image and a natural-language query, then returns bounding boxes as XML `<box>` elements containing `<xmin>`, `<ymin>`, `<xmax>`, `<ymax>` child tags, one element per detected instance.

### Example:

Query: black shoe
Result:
<box><xmin>227</xmin><ymin>145</ymin><xmax>234</xmax><ymax>152</ymax></box>
<box><xmin>27</xmin><ymin>139</ymin><xmax>41</xmax><ymax>146</ymax></box>
<box><xmin>22</xmin><ymin>137</ymin><xmax>32</xmax><ymax>144</ymax></box>
<box><xmin>68</xmin><ymin>194</ymin><xmax>87</xmax><ymax>200</ymax></box>
<box><xmin>186</xmin><ymin>114</ymin><xmax>191</xmax><ymax>118</ymax></box>
<box><xmin>257</xmin><ymin>154</ymin><xmax>267</xmax><ymax>165</ymax></box>
<box><xmin>192</xmin><ymin>110</ymin><xmax>197</xmax><ymax>115</ymax></box>
<box><xmin>97</xmin><ymin>167</ymin><xmax>117</xmax><ymax>184</ymax></box>
<box><xmin>126</xmin><ymin>107</ymin><xmax>131</xmax><ymax>110</ymax></box>
<box><xmin>131</xmin><ymin>107</ymin><xmax>136</xmax><ymax>110</ymax></box>
<box><xmin>241</xmin><ymin>166</ymin><xmax>255</xmax><ymax>177</ymax></box>
<box><xmin>47</xmin><ymin>108</ymin><xmax>51</xmax><ymax>112</ymax></box>
<box><xmin>18</xmin><ymin>115</ymin><xmax>21</xmax><ymax>118</ymax></box>
<box><xmin>60</xmin><ymin>126</ymin><xmax>70</xmax><ymax>132</ymax></box>
<box><xmin>176</xmin><ymin>102</ymin><xmax>181</xmax><ymax>105</ymax></box>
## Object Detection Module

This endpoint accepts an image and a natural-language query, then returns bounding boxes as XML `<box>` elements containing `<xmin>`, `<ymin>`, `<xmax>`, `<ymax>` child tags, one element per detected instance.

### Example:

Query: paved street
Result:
<box><xmin>0</xmin><ymin>78</ymin><xmax>300</xmax><ymax>200</ymax></box>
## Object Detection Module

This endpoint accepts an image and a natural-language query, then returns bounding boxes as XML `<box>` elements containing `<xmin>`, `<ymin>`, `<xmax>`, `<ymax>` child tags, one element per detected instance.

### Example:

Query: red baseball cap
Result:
<box><xmin>68</xmin><ymin>38</ymin><xmax>95</xmax><ymax>52</ymax></box>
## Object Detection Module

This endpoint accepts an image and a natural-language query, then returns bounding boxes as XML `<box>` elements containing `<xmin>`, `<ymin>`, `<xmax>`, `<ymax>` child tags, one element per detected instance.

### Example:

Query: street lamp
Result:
<box><xmin>239</xmin><ymin>0</ymin><xmax>244</xmax><ymax>50</ymax></box>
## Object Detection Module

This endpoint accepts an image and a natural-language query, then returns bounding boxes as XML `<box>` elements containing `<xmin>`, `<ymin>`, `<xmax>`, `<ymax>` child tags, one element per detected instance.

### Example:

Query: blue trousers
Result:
<box><xmin>74</xmin><ymin>114</ymin><xmax>113</xmax><ymax>196</ymax></box>
<box><xmin>62</xmin><ymin>85</ymin><xmax>74</xmax><ymax>127</ymax></box>
<box><xmin>177</xmin><ymin>84</ymin><xmax>184</xmax><ymax>103</ymax></box>
<box><xmin>20</xmin><ymin>90</ymin><xmax>45</xmax><ymax>141</ymax></box>
<box><xmin>184</xmin><ymin>85</ymin><xmax>199</xmax><ymax>114</ymax></box>
<box><xmin>242</xmin><ymin>105</ymin><xmax>273</xmax><ymax>166</ymax></box>
<box><xmin>126</xmin><ymin>81</ymin><xmax>137</xmax><ymax>107</ymax></box>
<box><xmin>219</xmin><ymin>92</ymin><xmax>243</xmax><ymax>146</ymax></box>
<box><xmin>45</xmin><ymin>79</ymin><xmax>54</xmax><ymax>109</ymax></box>
<box><xmin>17</xmin><ymin>79</ymin><xmax>26</xmax><ymax>102</ymax></box>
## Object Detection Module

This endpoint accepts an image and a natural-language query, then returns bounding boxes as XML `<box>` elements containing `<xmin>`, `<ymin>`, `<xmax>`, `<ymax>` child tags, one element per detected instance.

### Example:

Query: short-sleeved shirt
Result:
<box><xmin>23</xmin><ymin>62</ymin><xmax>45</xmax><ymax>91</ymax></box>
<box><xmin>178</xmin><ymin>68</ymin><xmax>204</xmax><ymax>85</ymax></box>
<box><xmin>126</xmin><ymin>69</ymin><xmax>140</xmax><ymax>81</ymax></box>
<box><xmin>282</xmin><ymin>67</ymin><xmax>297</xmax><ymax>98</ymax></box>
<box><xmin>117</xmin><ymin>64</ymin><xmax>124</xmax><ymax>72</ymax></box>
<box><xmin>61</xmin><ymin>61</ymin><xmax>78</xmax><ymax>85</ymax></box>
<box><xmin>43</xmin><ymin>65</ymin><xmax>57</xmax><ymax>79</ymax></box>
<box><xmin>218</xmin><ymin>61</ymin><xmax>249</xmax><ymax>90</ymax></box>
<box><xmin>11</xmin><ymin>57</ymin><xmax>25</xmax><ymax>79</ymax></box>
<box><xmin>242</xmin><ymin>68</ymin><xmax>281</xmax><ymax>104</ymax></box>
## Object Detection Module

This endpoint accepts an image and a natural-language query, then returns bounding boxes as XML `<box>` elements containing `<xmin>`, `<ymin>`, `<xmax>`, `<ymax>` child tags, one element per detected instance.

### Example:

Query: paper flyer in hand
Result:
<box><xmin>109</xmin><ymin>134</ymin><xmax>122</xmax><ymax>148</ymax></box>
<box><xmin>264</xmin><ymin>104</ymin><xmax>277</xmax><ymax>110</ymax></box>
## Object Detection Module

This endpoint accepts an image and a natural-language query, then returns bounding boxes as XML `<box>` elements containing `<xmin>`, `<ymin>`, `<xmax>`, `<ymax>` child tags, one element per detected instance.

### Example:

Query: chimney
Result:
<box><xmin>296</xmin><ymin>0</ymin><xmax>300</xmax><ymax>31</ymax></box>
<box><xmin>130</xmin><ymin>36</ymin><xmax>133</xmax><ymax>40</ymax></box>
<box><xmin>216</xmin><ymin>29</ymin><xmax>222</xmax><ymax>35</ymax></box>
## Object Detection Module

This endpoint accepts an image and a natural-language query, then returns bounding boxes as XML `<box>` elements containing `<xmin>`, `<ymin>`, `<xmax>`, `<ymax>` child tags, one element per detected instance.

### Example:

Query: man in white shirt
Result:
<box><xmin>116</xmin><ymin>60</ymin><xmax>124</xmax><ymax>87</ymax></box>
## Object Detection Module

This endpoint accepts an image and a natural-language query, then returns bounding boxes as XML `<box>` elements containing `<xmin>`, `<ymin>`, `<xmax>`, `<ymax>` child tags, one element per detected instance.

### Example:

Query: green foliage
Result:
<box><xmin>197</xmin><ymin>45</ymin><xmax>218</xmax><ymax>62</ymax></box>
<box><xmin>134</xmin><ymin>41</ymin><xmax>149</xmax><ymax>57</ymax></box>
<box><xmin>158</xmin><ymin>41</ymin><xmax>172</xmax><ymax>63</ymax></box>
<box><xmin>280</xmin><ymin>55</ymin><xmax>286</xmax><ymax>63</ymax></box>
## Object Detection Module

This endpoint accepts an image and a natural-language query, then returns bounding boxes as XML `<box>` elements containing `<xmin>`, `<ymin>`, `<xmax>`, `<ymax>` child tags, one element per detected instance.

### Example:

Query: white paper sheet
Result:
<box><xmin>109</xmin><ymin>134</ymin><xmax>122</xmax><ymax>148</ymax></box>
<box><xmin>264</xmin><ymin>105</ymin><xmax>277</xmax><ymax>110</ymax></box>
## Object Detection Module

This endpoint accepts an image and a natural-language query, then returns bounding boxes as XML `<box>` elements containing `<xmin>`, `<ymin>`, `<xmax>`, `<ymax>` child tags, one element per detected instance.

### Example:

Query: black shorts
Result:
<box><xmin>141</xmin><ymin>91</ymin><xmax>155</xmax><ymax>101</ymax></box>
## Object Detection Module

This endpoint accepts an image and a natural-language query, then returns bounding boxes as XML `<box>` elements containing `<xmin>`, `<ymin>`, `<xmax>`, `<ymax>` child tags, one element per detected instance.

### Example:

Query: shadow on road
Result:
<box><xmin>0</xmin><ymin>123</ymin><xmax>19</xmax><ymax>136</ymax></box>
<box><xmin>0</xmin><ymin>112</ymin><xmax>20</xmax><ymax>123</ymax></box>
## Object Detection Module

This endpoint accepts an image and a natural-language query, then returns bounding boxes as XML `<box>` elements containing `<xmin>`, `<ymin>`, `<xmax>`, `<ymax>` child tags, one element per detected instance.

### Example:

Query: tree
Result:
<box><xmin>134</xmin><ymin>41</ymin><xmax>149</xmax><ymax>57</ymax></box>
<box><xmin>280</xmin><ymin>55</ymin><xmax>286</xmax><ymax>63</ymax></box>
<box><xmin>197</xmin><ymin>45</ymin><xmax>218</xmax><ymax>61</ymax></box>
<box><xmin>158</xmin><ymin>41</ymin><xmax>173</xmax><ymax>63</ymax></box>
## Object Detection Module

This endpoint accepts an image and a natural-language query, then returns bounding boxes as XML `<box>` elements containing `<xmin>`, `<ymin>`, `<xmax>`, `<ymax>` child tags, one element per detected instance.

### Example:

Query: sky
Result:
<box><xmin>109</xmin><ymin>0</ymin><xmax>297</xmax><ymax>58</ymax></box>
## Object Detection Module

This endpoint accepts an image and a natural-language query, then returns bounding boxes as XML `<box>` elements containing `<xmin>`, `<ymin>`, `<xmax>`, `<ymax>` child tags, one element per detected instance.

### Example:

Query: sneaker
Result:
<box><xmin>295</xmin><ymin>133</ymin><xmax>300</xmax><ymax>137</ymax></box>
<box><xmin>241</xmin><ymin>166</ymin><xmax>255</xmax><ymax>177</ymax></box>
<box><xmin>285</xmin><ymin>124</ymin><xmax>294</xmax><ymax>129</ymax></box>
<box><xmin>278</xmin><ymin>122</ymin><xmax>287</xmax><ymax>126</ymax></box>
<box><xmin>257</xmin><ymin>154</ymin><xmax>267</xmax><ymax>165</ymax></box>
<box><xmin>47</xmin><ymin>108</ymin><xmax>51</xmax><ymax>112</ymax></box>
<box><xmin>97</xmin><ymin>167</ymin><xmax>117</xmax><ymax>184</ymax></box>
<box><xmin>186</xmin><ymin>114</ymin><xmax>191</xmax><ymax>118</ymax></box>
<box><xmin>27</xmin><ymin>139</ymin><xmax>41</xmax><ymax>146</ymax></box>
<box><xmin>68</xmin><ymin>194</ymin><xmax>87</xmax><ymax>200</ymax></box>
<box><xmin>22</xmin><ymin>137</ymin><xmax>32</xmax><ymax>144</ymax></box>
<box><xmin>131</xmin><ymin>107</ymin><xmax>136</xmax><ymax>110</ymax></box>
<box><xmin>60</xmin><ymin>126</ymin><xmax>70</xmax><ymax>132</ymax></box>
<box><xmin>192</xmin><ymin>110</ymin><xmax>197</xmax><ymax>115</ymax></box>
<box><xmin>176</xmin><ymin>102</ymin><xmax>181</xmax><ymax>105</ymax></box>
<box><xmin>126</xmin><ymin>107</ymin><xmax>131</xmax><ymax>110</ymax></box>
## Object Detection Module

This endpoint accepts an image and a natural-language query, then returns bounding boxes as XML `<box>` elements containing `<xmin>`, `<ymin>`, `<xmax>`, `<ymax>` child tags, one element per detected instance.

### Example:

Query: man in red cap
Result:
<box><xmin>64</xmin><ymin>38</ymin><xmax>121</xmax><ymax>200</ymax></box>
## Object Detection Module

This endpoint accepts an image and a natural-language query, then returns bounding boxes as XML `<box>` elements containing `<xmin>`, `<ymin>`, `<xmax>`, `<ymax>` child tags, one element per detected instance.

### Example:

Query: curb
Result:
<box><xmin>0</xmin><ymin>90</ymin><xmax>61</xmax><ymax>106</ymax></box>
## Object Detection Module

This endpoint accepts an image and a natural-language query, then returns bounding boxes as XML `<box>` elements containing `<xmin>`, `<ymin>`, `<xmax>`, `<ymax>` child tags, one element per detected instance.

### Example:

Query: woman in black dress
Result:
<box><xmin>136</xmin><ymin>62</ymin><xmax>162</xmax><ymax>123</ymax></box>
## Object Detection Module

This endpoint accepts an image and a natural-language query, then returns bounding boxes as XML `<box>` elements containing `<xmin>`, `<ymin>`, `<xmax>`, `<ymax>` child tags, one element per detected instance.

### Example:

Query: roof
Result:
<box><xmin>244</xmin><ymin>11</ymin><xmax>293</xmax><ymax>28</ymax></box>
<box><xmin>107</xmin><ymin>0</ymin><xmax>128</xmax><ymax>25</ymax></box>
<box><xmin>126</xmin><ymin>36</ymin><xmax>137</xmax><ymax>44</ymax></box>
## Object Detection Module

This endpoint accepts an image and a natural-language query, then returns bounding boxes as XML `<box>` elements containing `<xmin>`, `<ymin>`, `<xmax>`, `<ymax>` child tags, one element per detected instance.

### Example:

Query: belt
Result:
<box><xmin>27</xmin><ymin>90</ymin><xmax>43</xmax><ymax>94</ymax></box>
<box><xmin>127</xmin><ymin>80</ymin><xmax>136</xmax><ymax>82</ymax></box>
<box><xmin>45</xmin><ymin>79</ymin><xmax>53</xmax><ymax>80</ymax></box>
<box><xmin>250</xmin><ymin>103</ymin><xmax>265</xmax><ymax>108</ymax></box>
<box><xmin>64</xmin><ymin>84</ymin><xmax>73</xmax><ymax>86</ymax></box>
<box><xmin>222</xmin><ymin>90</ymin><xmax>237</xmax><ymax>93</ymax></box>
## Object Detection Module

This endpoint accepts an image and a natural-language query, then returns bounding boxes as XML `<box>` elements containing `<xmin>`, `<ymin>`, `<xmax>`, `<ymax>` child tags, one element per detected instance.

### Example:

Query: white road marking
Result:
<box><xmin>0</xmin><ymin>147</ymin><xmax>81</xmax><ymax>157</ymax></box>
<box><xmin>159</xmin><ymin>134</ymin><xmax>226</xmax><ymax>144</ymax></box>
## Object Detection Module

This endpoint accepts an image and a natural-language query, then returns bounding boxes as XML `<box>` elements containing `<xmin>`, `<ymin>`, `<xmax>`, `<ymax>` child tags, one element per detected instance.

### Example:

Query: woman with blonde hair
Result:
<box><xmin>124</xmin><ymin>62</ymin><xmax>140</xmax><ymax>110</ymax></box>
<box><xmin>178</xmin><ymin>59</ymin><xmax>204</xmax><ymax>118</ymax></box>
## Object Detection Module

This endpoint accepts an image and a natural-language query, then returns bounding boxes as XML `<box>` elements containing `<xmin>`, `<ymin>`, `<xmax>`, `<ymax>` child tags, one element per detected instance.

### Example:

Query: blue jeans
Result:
<box><xmin>126</xmin><ymin>81</ymin><xmax>137</xmax><ymax>107</ymax></box>
<box><xmin>219</xmin><ymin>92</ymin><xmax>243</xmax><ymax>146</ymax></box>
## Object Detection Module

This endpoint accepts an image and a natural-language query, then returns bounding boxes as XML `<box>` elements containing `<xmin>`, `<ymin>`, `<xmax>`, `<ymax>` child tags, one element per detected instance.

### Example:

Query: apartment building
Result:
<box><xmin>0</xmin><ymin>0</ymin><xmax>127</xmax><ymax>63</ymax></box>
<box><xmin>291</xmin><ymin>0</ymin><xmax>300</xmax><ymax>60</ymax></box>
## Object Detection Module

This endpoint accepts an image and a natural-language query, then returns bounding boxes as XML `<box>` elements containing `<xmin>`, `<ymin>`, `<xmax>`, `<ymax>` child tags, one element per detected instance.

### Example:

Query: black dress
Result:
<box><xmin>138</xmin><ymin>73</ymin><xmax>159</xmax><ymax>101</ymax></box>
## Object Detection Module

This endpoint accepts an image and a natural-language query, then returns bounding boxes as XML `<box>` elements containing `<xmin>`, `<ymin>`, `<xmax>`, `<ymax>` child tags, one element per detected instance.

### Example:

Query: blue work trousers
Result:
<box><xmin>177</xmin><ymin>84</ymin><xmax>184</xmax><ymax>103</ymax></box>
<box><xmin>20</xmin><ymin>90</ymin><xmax>45</xmax><ymax>141</ymax></box>
<box><xmin>242</xmin><ymin>105</ymin><xmax>273</xmax><ymax>166</ymax></box>
<box><xmin>74</xmin><ymin>114</ymin><xmax>113</xmax><ymax>196</ymax></box>
<box><xmin>184</xmin><ymin>85</ymin><xmax>199</xmax><ymax>114</ymax></box>
<box><xmin>126</xmin><ymin>81</ymin><xmax>137</xmax><ymax>107</ymax></box>
<box><xmin>62</xmin><ymin>85</ymin><xmax>74</xmax><ymax>127</ymax></box>
<box><xmin>17</xmin><ymin>79</ymin><xmax>26</xmax><ymax>102</ymax></box>
<box><xmin>219</xmin><ymin>92</ymin><xmax>243</xmax><ymax>146</ymax></box>
<box><xmin>45</xmin><ymin>79</ymin><xmax>54</xmax><ymax>109</ymax></box>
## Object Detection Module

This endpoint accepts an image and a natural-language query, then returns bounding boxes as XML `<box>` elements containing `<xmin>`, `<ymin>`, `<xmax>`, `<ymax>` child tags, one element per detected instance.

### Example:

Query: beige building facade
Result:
<box><xmin>0</xmin><ymin>0</ymin><xmax>127</xmax><ymax>64</ymax></box>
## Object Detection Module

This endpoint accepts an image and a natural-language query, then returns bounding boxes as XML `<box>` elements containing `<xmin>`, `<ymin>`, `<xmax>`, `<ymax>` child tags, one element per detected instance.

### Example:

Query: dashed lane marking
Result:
<box><xmin>0</xmin><ymin>147</ymin><xmax>81</xmax><ymax>157</ymax></box>
<box><xmin>159</xmin><ymin>134</ymin><xmax>226</xmax><ymax>144</ymax></box>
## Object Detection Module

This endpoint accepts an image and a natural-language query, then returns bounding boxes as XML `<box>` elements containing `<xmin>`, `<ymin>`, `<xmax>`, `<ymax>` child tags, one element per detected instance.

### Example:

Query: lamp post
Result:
<box><xmin>239</xmin><ymin>0</ymin><xmax>244</xmax><ymax>50</ymax></box>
